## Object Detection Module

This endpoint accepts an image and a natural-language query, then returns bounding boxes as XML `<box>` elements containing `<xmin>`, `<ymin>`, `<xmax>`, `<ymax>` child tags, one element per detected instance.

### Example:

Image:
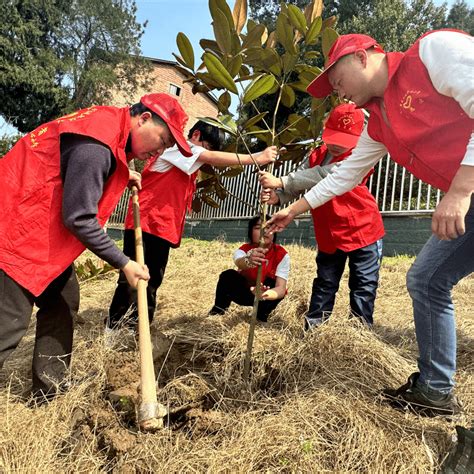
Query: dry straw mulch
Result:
<box><xmin>0</xmin><ymin>239</ymin><xmax>472</xmax><ymax>473</ymax></box>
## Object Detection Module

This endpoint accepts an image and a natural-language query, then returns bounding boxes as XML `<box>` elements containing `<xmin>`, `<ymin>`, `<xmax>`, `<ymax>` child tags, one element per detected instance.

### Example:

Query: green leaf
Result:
<box><xmin>212</xmin><ymin>8</ymin><xmax>232</xmax><ymax>54</ymax></box>
<box><xmin>196</xmin><ymin>72</ymin><xmax>221</xmax><ymax>89</ymax></box>
<box><xmin>322</xmin><ymin>15</ymin><xmax>337</xmax><ymax>30</ymax></box>
<box><xmin>232</xmin><ymin>0</ymin><xmax>247</xmax><ymax>34</ymax></box>
<box><xmin>281</xmin><ymin>84</ymin><xmax>296</xmax><ymax>108</ymax></box>
<box><xmin>241</xmin><ymin>111</ymin><xmax>268</xmax><ymax>129</ymax></box>
<box><xmin>304</xmin><ymin>50</ymin><xmax>320</xmax><ymax>60</ymax></box>
<box><xmin>218</xmin><ymin>91</ymin><xmax>231</xmax><ymax>111</ymax></box>
<box><xmin>176</xmin><ymin>32</ymin><xmax>195</xmax><ymax>70</ymax></box>
<box><xmin>322</xmin><ymin>28</ymin><xmax>339</xmax><ymax>58</ymax></box>
<box><xmin>275</xmin><ymin>12</ymin><xmax>295</xmax><ymax>54</ymax></box>
<box><xmin>304</xmin><ymin>0</ymin><xmax>323</xmax><ymax>25</ymax></box>
<box><xmin>209</xmin><ymin>0</ymin><xmax>234</xmax><ymax>28</ymax></box>
<box><xmin>220</xmin><ymin>114</ymin><xmax>238</xmax><ymax>134</ymax></box>
<box><xmin>215</xmin><ymin>182</ymin><xmax>228</xmax><ymax>200</ymax></box>
<box><xmin>192</xmin><ymin>197</ymin><xmax>202</xmax><ymax>213</ymax></box>
<box><xmin>306</xmin><ymin>17</ymin><xmax>322</xmax><ymax>44</ymax></box>
<box><xmin>202</xmin><ymin>194</ymin><xmax>220</xmax><ymax>208</ymax></box>
<box><xmin>200</xmin><ymin>39</ymin><xmax>221</xmax><ymax>55</ymax></box>
<box><xmin>228</xmin><ymin>54</ymin><xmax>243</xmax><ymax>77</ymax></box>
<box><xmin>203</xmin><ymin>52</ymin><xmax>238</xmax><ymax>93</ymax></box>
<box><xmin>172</xmin><ymin>53</ymin><xmax>191</xmax><ymax>70</ymax></box>
<box><xmin>198</xmin><ymin>115</ymin><xmax>238</xmax><ymax>136</ymax></box>
<box><xmin>241</xmin><ymin>23</ymin><xmax>265</xmax><ymax>49</ymax></box>
<box><xmin>261</xmin><ymin>48</ymin><xmax>282</xmax><ymax>76</ymax></box>
<box><xmin>282</xmin><ymin>52</ymin><xmax>297</xmax><ymax>74</ymax></box>
<box><xmin>243</xmin><ymin>74</ymin><xmax>277</xmax><ymax>103</ymax></box>
<box><xmin>287</xmin><ymin>4</ymin><xmax>307</xmax><ymax>33</ymax></box>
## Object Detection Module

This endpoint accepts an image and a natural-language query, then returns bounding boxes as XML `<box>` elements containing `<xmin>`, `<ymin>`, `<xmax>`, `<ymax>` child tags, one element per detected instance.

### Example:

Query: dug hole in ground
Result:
<box><xmin>0</xmin><ymin>239</ymin><xmax>472</xmax><ymax>472</ymax></box>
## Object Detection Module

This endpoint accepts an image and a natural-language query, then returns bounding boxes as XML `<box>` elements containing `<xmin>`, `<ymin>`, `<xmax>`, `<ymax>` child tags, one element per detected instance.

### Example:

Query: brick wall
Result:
<box><xmin>112</xmin><ymin>60</ymin><xmax>218</xmax><ymax>133</ymax></box>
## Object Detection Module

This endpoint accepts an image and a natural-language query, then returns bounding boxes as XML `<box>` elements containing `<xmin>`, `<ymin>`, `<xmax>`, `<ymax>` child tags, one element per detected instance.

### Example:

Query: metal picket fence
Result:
<box><xmin>108</xmin><ymin>155</ymin><xmax>441</xmax><ymax>227</ymax></box>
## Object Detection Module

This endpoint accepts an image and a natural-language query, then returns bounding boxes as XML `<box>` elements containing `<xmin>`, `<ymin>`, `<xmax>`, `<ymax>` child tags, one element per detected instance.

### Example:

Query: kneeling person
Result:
<box><xmin>210</xmin><ymin>216</ymin><xmax>290</xmax><ymax>322</ymax></box>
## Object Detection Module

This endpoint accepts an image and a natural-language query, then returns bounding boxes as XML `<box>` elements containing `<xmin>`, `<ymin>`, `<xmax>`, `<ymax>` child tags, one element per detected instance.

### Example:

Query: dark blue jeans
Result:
<box><xmin>306</xmin><ymin>240</ymin><xmax>383</xmax><ymax>328</ymax></box>
<box><xmin>407</xmin><ymin>197</ymin><xmax>474</xmax><ymax>394</ymax></box>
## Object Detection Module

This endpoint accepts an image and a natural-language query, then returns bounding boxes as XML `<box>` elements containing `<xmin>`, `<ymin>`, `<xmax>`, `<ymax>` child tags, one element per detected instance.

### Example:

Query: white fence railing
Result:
<box><xmin>108</xmin><ymin>155</ymin><xmax>440</xmax><ymax>227</ymax></box>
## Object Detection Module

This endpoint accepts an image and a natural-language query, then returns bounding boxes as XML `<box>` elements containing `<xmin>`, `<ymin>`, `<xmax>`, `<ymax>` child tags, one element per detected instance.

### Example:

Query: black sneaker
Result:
<box><xmin>382</xmin><ymin>372</ymin><xmax>462</xmax><ymax>417</ymax></box>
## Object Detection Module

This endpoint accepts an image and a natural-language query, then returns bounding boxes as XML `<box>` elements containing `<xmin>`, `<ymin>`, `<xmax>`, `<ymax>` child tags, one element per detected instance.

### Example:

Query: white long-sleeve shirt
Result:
<box><xmin>305</xmin><ymin>31</ymin><xmax>474</xmax><ymax>209</ymax></box>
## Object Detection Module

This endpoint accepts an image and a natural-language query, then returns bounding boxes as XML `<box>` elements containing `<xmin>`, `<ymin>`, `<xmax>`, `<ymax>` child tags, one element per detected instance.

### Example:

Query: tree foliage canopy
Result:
<box><xmin>0</xmin><ymin>0</ymin><xmax>149</xmax><ymax>133</ymax></box>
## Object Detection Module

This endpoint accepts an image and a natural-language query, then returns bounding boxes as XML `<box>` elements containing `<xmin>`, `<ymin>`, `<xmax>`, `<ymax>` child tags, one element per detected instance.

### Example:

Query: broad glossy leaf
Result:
<box><xmin>219</xmin><ymin>91</ymin><xmax>231</xmax><ymax>108</ymax></box>
<box><xmin>287</xmin><ymin>4</ymin><xmax>307</xmax><ymax>33</ymax></box>
<box><xmin>304</xmin><ymin>0</ymin><xmax>323</xmax><ymax>25</ymax></box>
<box><xmin>261</xmin><ymin>48</ymin><xmax>282</xmax><ymax>75</ymax></box>
<box><xmin>281</xmin><ymin>84</ymin><xmax>296</xmax><ymax>108</ymax></box>
<box><xmin>261</xmin><ymin>26</ymin><xmax>268</xmax><ymax>45</ymax></box>
<box><xmin>242</xmin><ymin>111</ymin><xmax>268</xmax><ymax>129</ymax></box>
<box><xmin>306</xmin><ymin>17</ymin><xmax>322</xmax><ymax>44</ymax></box>
<box><xmin>196</xmin><ymin>176</ymin><xmax>217</xmax><ymax>189</ymax></box>
<box><xmin>221</xmin><ymin>114</ymin><xmax>238</xmax><ymax>134</ymax></box>
<box><xmin>322</xmin><ymin>15</ymin><xmax>337</xmax><ymax>30</ymax></box>
<box><xmin>227</xmin><ymin>54</ymin><xmax>243</xmax><ymax>77</ymax></box>
<box><xmin>304</xmin><ymin>50</ymin><xmax>320</xmax><ymax>60</ymax></box>
<box><xmin>322</xmin><ymin>27</ymin><xmax>339</xmax><ymax>58</ymax></box>
<box><xmin>200</xmin><ymin>39</ymin><xmax>221</xmax><ymax>55</ymax></box>
<box><xmin>282</xmin><ymin>52</ymin><xmax>297</xmax><ymax>74</ymax></box>
<box><xmin>232</xmin><ymin>0</ymin><xmax>247</xmax><ymax>34</ymax></box>
<box><xmin>192</xmin><ymin>196</ymin><xmax>202</xmax><ymax>213</ymax></box>
<box><xmin>275</xmin><ymin>13</ymin><xmax>295</xmax><ymax>54</ymax></box>
<box><xmin>198</xmin><ymin>115</ymin><xmax>238</xmax><ymax>136</ymax></box>
<box><xmin>243</xmin><ymin>74</ymin><xmax>276</xmax><ymax>103</ymax></box>
<box><xmin>176</xmin><ymin>32</ymin><xmax>195</xmax><ymax>70</ymax></box>
<box><xmin>213</xmin><ymin>8</ymin><xmax>232</xmax><ymax>54</ymax></box>
<box><xmin>242</xmin><ymin>23</ymin><xmax>265</xmax><ymax>49</ymax></box>
<box><xmin>196</xmin><ymin>72</ymin><xmax>221</xmax><ymax>89</ymax></box>
<box><xmin>209</xmin><ymin>0</ymin><xmax>234</xmax><ymax>30</ymax></box>
<box><xmin>266</xmin><ymin>31</ymin><xmax>276</xmax><ymax>48</ymax></box>
<box><xmin>172</xmin><ymin>53</ymin><xmax>191</xmax><ymax>70</ymax></box>
<box><xmin>202</xmin><ymin>194</ymin><xmax>220</xmax><ymax>208</ymax></box>
<box><xmin>203</xmin><ymin>52</ymin><xmax>238</xmax><ymax>93</ymax></box>
<box><xmin>215</xmin><ymin>182</ymin><xmax>228</xmax><ymax>200</ymax></box>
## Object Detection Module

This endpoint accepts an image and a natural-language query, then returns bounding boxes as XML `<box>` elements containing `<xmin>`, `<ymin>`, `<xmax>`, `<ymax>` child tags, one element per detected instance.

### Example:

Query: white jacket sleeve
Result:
<box><xmin>304</xmin><ymin>128</ymin><xmax>387</xmax><ymax>209</ymax></box>
<box><xmin>419</xmin><ymin>31</ymin><xmax>474</xmax><ymax>166</ymax></box>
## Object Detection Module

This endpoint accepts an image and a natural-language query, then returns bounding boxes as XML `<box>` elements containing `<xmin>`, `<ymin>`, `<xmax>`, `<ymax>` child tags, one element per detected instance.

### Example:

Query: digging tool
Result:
<box><xmin>130</xmin><ymin>162</ymin><xmax>167</xmax><ymax>431</ymax></box>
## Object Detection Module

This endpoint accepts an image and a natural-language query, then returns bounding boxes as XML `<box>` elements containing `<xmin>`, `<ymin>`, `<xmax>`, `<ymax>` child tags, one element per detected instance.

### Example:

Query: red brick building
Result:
<box><xmin>113</xmin><ymin>58</ymin><xmax>219</xmax><ymax>133</ymax></box>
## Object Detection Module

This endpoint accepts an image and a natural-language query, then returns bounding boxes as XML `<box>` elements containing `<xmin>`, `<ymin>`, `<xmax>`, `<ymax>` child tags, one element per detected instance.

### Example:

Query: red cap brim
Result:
<box><xmin>322</xmin><ymin>127</ymin><xmax>360</xmax><ymax>149</ymax></box>
<box><xmin>306</xmin><ymin>61</ymin><xmax>337</xmax><ymax>98</ymax></box>
<box><xmin>169</xmin><ymin>124</ymin><xmax>192</xmax><ymax>157</ymax></box>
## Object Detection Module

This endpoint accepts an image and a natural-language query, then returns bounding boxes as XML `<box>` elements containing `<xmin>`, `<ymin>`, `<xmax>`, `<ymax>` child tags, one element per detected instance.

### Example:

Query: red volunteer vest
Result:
<box><xmin>366</xmin><ymin>30</ymin><xmax>473</xmax><ymax>192</ymax></box>
<box><xmin>0</xmin><ymin>106</ymin><xmax>131</xmax><ymax>296</ymax></box>
<box><xmin>238</xmin><ymin>243</ymin><xmax>288</xmax><ymax>286</ymax></box>
<box><xmin>124</xmin><ymin>156</ymin><xmax>198</xmax><ymax>247</ymax></box>
<box><xmin>309</xmin><ymin>145</ymin><xmax>385</xmax><ymax>254</ymax></box>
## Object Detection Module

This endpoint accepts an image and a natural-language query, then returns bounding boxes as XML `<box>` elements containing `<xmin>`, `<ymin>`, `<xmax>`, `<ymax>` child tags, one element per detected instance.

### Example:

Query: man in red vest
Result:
<box><xmin>0</xmin><ymin>92</ymin><xmax>191</xmax><ymax>402</ymax></box>
<box><xmin>260</xmin><ymin>103</ymin><xmax>384</xmax><ymax>329</ymax></box>
<box><xmin>107</xmin><ymin>120</ymin><xmax>277</xmax><ymax>330</ymax></box>
<box><xmin>265</xmin><ymin>30</ymin><xmax>473</xmax><ymax>417</ymax></box>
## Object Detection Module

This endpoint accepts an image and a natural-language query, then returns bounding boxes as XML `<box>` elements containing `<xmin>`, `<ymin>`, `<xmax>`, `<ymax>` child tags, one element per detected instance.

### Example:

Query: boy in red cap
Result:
<box><xmin>0</xmin><ymin>92</ymin><xmax>189</xmax><ymax>402</ymax></box>
<box><xmin>107</xmin><ymin>120</ymin><xmax>277</xmax><ymax>330</ymax></box>
<box><xmin>260</xmin><ymin>103</ymin><xmax>384</xmax><ymax>329</ymax></box>
<box><xmin>266</xmin><ymin>30</ymin><xmax>473</xmax><ymax>416</ymax></box>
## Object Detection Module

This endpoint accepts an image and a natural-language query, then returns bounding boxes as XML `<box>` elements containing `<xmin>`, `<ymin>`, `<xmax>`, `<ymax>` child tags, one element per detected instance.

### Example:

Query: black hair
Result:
<box><xmin>188</xmin><ymin>120</ymin><xmax>224</xmax><ymax>151</ymax></box>
<box><xmin>129</xmin><ymin>102</ymin><xmax>168</xmax><ymax>128</ymax></box>
<box><xmin>247</xmin><ymin>214</ymin><xmax>277</xmax><ymax>244</ymax></box>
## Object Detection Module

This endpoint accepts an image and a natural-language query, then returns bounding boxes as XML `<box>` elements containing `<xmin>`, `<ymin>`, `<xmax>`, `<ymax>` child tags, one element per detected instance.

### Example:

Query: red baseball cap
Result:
<box><xmin>322</xmin><ymin>103</ymin><xmax>365</xmax><ymax>149</ymax></box>
<box><xmin>307</xmin><ymin>34</ymin><xmax>384</xmax><ymax>98</ymax></box>
<box><xmin>140</xmin><ymin>93</ymin><xmax>192</xmax><ymax>157</ymax></box>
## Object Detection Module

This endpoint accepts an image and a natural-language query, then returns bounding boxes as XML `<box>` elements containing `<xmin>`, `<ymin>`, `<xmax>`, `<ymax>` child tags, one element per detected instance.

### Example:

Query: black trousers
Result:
<box><xmin>108</xmin><ymin>229</ymin><xmax>170</xmax><ymax>328</ymax></box>
<box><xmin>210</xmin><ymin>269</ymin><xmax>283</xmax><ymax>322</ymax></box>
<box><xmin>0</xmin><ymin>266</ymin><xmax>79</xmax><ymax>397</ymax></box>
<box><xmin>307</xmin><ymin>240</ymin><xmax>382</xmax><ymax>326</ymax></box>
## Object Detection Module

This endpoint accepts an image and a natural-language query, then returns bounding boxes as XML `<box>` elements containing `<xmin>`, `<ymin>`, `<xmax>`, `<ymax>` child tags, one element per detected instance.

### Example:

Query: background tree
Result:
<box><xmin>0</xmin><ymin>0</ymin><xmax>149</xmax><ymax>133</ymax></box>
<box><xmin>445</xmin><ymin>0</ymin><xmax>474</xmax><ymax>34</ymax></box>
